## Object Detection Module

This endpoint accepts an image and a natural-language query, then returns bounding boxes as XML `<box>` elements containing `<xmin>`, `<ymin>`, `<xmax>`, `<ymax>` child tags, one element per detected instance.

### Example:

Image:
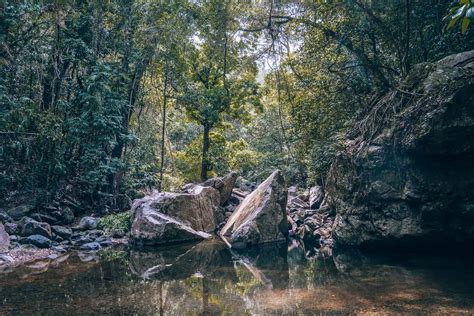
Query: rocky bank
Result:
<box><xmin>326</xmin><ymin>50</ymin><xmax>474</xmax><ymax>249</ymax></box>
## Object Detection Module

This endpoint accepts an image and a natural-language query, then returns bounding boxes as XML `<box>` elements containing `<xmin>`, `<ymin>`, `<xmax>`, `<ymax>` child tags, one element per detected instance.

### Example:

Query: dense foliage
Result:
<box><xmin>1</xmin><ymin>0</ymin><xmax>472</xmax><ymax>213</ymax></box>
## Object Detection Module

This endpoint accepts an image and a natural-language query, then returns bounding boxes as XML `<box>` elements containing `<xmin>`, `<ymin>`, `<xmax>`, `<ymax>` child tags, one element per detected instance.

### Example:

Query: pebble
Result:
<box><xmin>0</xmin><ymin>254</ymin><xmax>14</xmax><ymax>265</ymax></box>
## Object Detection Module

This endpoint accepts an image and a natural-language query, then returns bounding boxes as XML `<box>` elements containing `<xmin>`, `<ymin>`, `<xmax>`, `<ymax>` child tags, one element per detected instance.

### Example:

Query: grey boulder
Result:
<box><xmin>220</xmin><ymin>170</ymin><xmax>288</xmax><ymax>248</ymax></box>
<box><xmin>132</xmin><ymin>185</ymin><xmax>220</xmax><ymax>234</ymax></box>
<box><xmin>131</xmin><ymin>209</ymin><xmax>212</xmax><ymax>246</ymax></box>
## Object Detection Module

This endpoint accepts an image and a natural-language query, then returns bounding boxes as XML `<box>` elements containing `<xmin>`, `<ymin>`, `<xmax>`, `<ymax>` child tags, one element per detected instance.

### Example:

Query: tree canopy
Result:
<box><xmin>1</xmin><ymin>0</ymin><xmax>472</xmax><ymax>212</ymax></box>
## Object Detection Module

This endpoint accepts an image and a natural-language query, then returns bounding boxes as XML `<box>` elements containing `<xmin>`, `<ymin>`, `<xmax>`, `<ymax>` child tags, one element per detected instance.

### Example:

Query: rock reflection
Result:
<box><xmin>1</xmin><ymin>240</ymin><xmax>474</xmax><ymax>314</ymax></box>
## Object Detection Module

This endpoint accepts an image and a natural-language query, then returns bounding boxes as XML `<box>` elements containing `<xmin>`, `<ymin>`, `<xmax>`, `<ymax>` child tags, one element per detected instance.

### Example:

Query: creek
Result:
<box><xmin>1</xmin><ymin>239</ymin><xmax>474</xmax><ymax>314</ymax></box>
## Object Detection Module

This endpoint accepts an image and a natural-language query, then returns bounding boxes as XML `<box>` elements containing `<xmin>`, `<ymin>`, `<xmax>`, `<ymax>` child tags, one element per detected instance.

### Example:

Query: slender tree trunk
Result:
<box><xmin>158</xmin><ymin>69</ymin><xmax>168</xmax><ymax>191</ymax></box>
<box><xmin>201</xmin><ymin>123</ymin><xmax>210</xmax><ymax>181</ymax></box>
<box><xmin>403</xmin><ymin>0</ymin><xmax>411</xmax><ymax>75</ymax></box>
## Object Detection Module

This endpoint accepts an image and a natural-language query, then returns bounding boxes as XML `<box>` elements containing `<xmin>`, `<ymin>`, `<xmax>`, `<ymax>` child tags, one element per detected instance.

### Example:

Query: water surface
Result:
<box><xmin>1</xmin><ymin>240</ymin><xmax>474</xmax><ymax>315</ymax></box>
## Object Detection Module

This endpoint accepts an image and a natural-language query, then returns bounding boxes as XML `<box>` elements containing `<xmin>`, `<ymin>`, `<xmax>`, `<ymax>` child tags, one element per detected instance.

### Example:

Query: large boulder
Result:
<box><xmin>144</xmin><ymin>186</ymin><xmax>220</xmax><ymax>233</ymax></box>
<box><xmin>130</xmin><ymin>186</ymin><xmax>219</xmax><ymax>246</ymax></box>
<box><xmin>220</xmin><ymin>170</ymin><xmax>288</xmax><ymax>248</ymax></box>
<box><xmin>326</xmin><ymin>50</ymin><xmax>474</xmax><ymax>248</ymax></box>
<box><xmin>130</xmin><ymin>207</ymin><xmax>212</xmax><ymax>246</ymax></box>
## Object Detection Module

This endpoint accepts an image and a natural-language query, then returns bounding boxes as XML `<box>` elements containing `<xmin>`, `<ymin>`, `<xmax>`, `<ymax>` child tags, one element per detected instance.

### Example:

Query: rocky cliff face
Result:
<box><xmin>326</xmin><ymin>51</ymin><xmax>474</xmax><ymax>248</ymax></box>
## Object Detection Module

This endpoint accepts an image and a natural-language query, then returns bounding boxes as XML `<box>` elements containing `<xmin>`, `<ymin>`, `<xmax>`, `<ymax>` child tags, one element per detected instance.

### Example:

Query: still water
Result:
<box><xmin>1</xmin><ymin>240</ymin><xmax>474</xmax><ymax>315</ymax></box>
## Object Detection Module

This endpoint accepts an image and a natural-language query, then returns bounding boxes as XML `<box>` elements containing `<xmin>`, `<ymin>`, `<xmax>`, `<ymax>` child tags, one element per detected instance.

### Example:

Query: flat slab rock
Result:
<box><xmin>220</xmin><ymin>170</ymin><xmax>288</xmax><ymax>248</ymax></box>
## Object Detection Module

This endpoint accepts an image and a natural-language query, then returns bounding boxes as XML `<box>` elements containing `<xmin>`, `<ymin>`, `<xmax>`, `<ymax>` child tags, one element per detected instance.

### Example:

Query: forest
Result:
<box><xmin>1</xmin><ymin>0</ymin><xmax>472</xmax><ymax>212</ymax></box>
<box><xmin>1</xmin><ymin>1</ymin><xmax>474</xmax><ymax>314</ymax></box>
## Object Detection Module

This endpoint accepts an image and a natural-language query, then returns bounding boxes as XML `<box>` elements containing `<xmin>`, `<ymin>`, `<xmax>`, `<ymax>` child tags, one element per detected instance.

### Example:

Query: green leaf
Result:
<box><xmin>448</xmin><ymin>15</ymin><xmax>461</xmax><ymax>29</ymax></box>
<box><xmin>462</xmin><ymin>17</ymin><xmax>471</xmax><ymax>33</ymax></box>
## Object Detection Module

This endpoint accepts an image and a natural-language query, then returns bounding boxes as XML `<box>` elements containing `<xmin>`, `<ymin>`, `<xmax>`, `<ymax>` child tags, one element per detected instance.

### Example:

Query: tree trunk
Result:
<box><xmin>158</xmin><ymin>69</ymin><xmax>168</xmax><ymax>192</ymax></box>
<box><xmin>403</xmin><ymin>0</ymin><xmax>411</xmax><ymax>75</ymax></box>
<box><xmin>201</xmin><ymin>123</ymin><xmax>210</xmax><ymax>181</ymax></box>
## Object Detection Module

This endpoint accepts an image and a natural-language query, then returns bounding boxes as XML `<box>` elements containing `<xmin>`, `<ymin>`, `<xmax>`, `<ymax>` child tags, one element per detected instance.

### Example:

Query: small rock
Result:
<box><xmin>99</xmin><ymin>239</ymin><xmax>112</xmax><ymax>247</ymax></box>
<box><xmin>51</xmin><ymin>225</ymin><xmax>72</xmax><ymax>239</ymax></box>
<box><xmin>299</xmin><ymin>188</ymin><xmax>310</xmax><ymax>202</ymax></box>
<box><xmin>239</xmin><ymin>183</ymin><xmax>252</xmax><ymax>192</ymax></box>
<box><xmin>309</xmin><ymin>186</ymin><xmax>324</xmax><ymax>209</ymax></box>
<box><xmin>72</xmin><ymin>235</ymin><xmax>95</xmax><ymax>246</ymax></box>
<box><xmin>35</xmin><ymin>213</ymin><xmax>60</xmax><ymax>225</ymax></box>
<box><xmin>228</xmin><ymin>195</ymin><xmax>243</xmax><ymax>205</ymax></box>
<box><xmin>4</xmin><ymin>222</ymin><xmax>18</xmax><ymax>235</ymax></box>
<box><xmin>9</xmin><ymin>235</ymin><xmax>19</xmax><ymax>242</ymax></box>
<box><xmin>288</xmin><ymin>186</ymin><xmax>298</xmax><ymax>196</ymax></box>
<box><xmin>52</xmin><ymin>246</ymin><xmax>67</xmax><ymax>253</ymax></box>
<box><xmin>21</xmin><ymin>219</ymin><xmax>52</xmax><ymax>239</ymax></box>
<box><xmin>87</xmin><ymin>229</ymin><xmax>104</xmax><ymax>238</ymax></box>
<box><xmin>48</xmin><ymin>253</ymin><xmax>60</xmax><ymax>260</ymax></box>
<box><xmin>287</xmin><ymin>196</ymin><xmax>309</xmax><ymax>210</ymax></box>
<box><xmin>224</xmin><ymin>204</ymin><xmax>237</xmax><ymax>213</ymax></box>
<box><xmin>0</xmin><ymin>211</ymin><xmax>12</xmax><ymax>223</ymax></box>
<box><xmin>111</xmin><ymin>229</ymin><xmax>125</xmax><ymax>238</ymax></box>
<box><xmin>71</xmin><ymin>231</ymin><xmax>84</xmax><ymax>239</ymax></box>
<box><xmin>53</xmin><ymin>207</ymin><xmax>75</xmax><ymax>225</ymax></box>
<box><xmin>60</xmin><ymin>240</ymin><xmax>71</xmax><ymax>246</ymax></box>
<box><xmin>52</xmin><ymin>234</ymin><xmax>64</xmax><ymax>242</ymax></box>
<box><xmin>23</xmin><ymin>235</ymin><xmax>52</xmax><ymax>248</ymax></box>
<box><xmin>200</xmin><ymin>172</ymin><xmax>238</xmax><ymax>205</ymax></box>
<box><xmin>75</xmin><ymin>216</ymin><xmax>98</xmax><ymax>230</ymax></box>
<box><xmin>7</xmin><ymin>205</ymin><xmax>34</xmax><ymax>220</ymax></box>
<box><xmin>79</xmin><ymin>242</ymin><xmax>101</xmax><ymax>251</ymax></box>
<box><xmin>78</xmin><ymin>252</ymin><xmax>98</xmax><ymax>262</ymax></box>
<box><xmin>0</xmin><ymin>254</ymin><xmax>14</xmax><ymax>265</ymax></box>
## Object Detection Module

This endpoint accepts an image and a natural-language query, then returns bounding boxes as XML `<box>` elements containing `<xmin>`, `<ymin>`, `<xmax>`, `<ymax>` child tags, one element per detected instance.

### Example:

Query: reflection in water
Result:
<box><xmin>1</xmin><ymin>240</ymin><xmax>474</xmax><ymax>314</ymax></box>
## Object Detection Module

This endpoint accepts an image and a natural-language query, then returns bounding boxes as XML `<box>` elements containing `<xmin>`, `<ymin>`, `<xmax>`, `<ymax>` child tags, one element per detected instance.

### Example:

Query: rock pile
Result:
<box><xmin>0</xmin><ymin>203</ymin><xmax>126</xmax><ymax>270</ymax></box>
<box><xmin>286</xmin><ymin>185</ymin><xmax>334</xmax><ymax>257</ymax></box>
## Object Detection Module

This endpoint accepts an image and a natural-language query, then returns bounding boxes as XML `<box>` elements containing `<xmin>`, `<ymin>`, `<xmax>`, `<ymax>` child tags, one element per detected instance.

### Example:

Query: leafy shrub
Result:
<box><xmin>97</xmin><ymin>212</ymin><xmax>130</xmax><ymax>233</ymax></box>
